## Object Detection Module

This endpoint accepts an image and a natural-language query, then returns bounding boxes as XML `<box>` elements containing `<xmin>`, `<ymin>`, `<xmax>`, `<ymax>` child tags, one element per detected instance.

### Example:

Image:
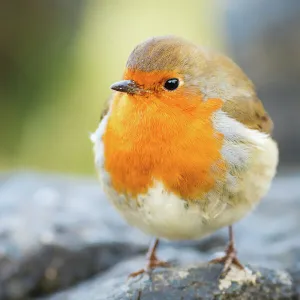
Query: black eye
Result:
<box><xmin>164</xmin><ymin>78</ymin><xmax>179</xmax><ymax>91</ymax></box>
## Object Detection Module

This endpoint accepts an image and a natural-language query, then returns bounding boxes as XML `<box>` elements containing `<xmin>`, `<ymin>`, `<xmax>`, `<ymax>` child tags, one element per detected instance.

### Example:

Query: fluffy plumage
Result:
<box><xmin>92</xmin><ymin>35</ymin><xmax>278</xmax><ymax>241</ymax></box>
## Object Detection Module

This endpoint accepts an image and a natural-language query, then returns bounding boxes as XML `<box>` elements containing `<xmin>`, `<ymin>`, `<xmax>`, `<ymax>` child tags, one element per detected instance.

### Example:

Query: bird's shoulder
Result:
<box><xmin>202</xmin><ymin>50</ymin><xmax>274</xmax><ymax>135</ymax></box>
<box><xmin>221</xmin><ymin>95</ymin><xmax>273</xmax><ymax>134</ymax></box>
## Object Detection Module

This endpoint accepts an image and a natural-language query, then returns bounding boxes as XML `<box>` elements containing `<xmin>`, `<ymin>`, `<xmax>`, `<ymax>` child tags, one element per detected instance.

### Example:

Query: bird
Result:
<box><xmin>91</xmin><ymin>35</ymin><xmax>278</xmax><ymax>277</ymax></box>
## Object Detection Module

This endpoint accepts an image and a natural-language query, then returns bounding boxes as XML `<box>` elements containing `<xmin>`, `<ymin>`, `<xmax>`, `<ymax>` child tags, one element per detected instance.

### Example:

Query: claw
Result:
<box><xmin>209</xmin><ymin>226</ymin><xmax>244</xmax><ymax>277</ymax></box>
<box><xmin>129</xmin><ymin>259</ymin><xmax>170</xmax><ymax>278</ymax></box>
<box><xmin>210</xmin><ymin>251</ymin><xmax>244</xmax><ymax>277</ymax></box>
<box><xmin>128</xmin><ymin>239</ymin><xmax>170</xmax><ymax>278</ymax></box>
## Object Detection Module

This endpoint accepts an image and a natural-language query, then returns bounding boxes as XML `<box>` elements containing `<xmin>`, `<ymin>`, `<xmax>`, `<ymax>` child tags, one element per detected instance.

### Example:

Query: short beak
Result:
<box><xmin>110</xmin><ymin>80</ymin><xmax>142</xmax><ymax>94</ymax></box>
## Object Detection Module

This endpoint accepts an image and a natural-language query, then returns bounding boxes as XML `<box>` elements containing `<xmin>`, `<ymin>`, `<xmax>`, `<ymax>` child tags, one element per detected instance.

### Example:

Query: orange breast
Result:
<box><xmin>102</xmin><ymin>92</ymin><xmax>225</xmax><ymax>200</ymax></box>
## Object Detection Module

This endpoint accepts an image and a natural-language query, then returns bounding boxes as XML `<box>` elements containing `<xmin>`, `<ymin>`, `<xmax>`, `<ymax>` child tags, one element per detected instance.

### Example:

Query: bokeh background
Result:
<box><xmin>2</xmin><ymin>0</ymin><xmax>298</xmax><ymax>175</ymax></box>
<box><xmin>1</xmin><ymin>1</ymin><xmax>300</xmax><ymax>299</ymax></box>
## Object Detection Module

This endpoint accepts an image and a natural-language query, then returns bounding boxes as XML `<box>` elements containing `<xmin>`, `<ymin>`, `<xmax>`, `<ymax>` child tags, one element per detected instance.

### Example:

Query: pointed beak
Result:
<box><xmin>110</xmin><ymin>80</ymin><xmax>143</xmax><ymax>94</ymax></box>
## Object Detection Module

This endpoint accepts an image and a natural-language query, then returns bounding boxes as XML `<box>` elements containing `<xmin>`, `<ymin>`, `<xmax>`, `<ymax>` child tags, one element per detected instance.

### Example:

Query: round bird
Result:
<box><xmin>92</xmin><ymin>36</ymin><xmax>278</xmax><ymax>276</ymax></box>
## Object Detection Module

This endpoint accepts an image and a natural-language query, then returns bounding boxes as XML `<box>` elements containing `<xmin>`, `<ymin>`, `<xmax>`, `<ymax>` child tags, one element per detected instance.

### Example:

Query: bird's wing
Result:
<box><xmin>221</xmin><ymin>95</ymin><xmax>273</xmax><ymax>134</ymax></box>
<box><xmin>204</xmin><ymin>50</ymin><xmax>274</xmax><ymax>135</ymax></box>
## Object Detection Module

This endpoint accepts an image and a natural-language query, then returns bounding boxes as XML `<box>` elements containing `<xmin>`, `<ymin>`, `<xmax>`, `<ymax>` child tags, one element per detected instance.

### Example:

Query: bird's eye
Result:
<box><xmin>164</xmin><ymin>78</ymin><xmax>179</xmax><ymax>91</ymax></box>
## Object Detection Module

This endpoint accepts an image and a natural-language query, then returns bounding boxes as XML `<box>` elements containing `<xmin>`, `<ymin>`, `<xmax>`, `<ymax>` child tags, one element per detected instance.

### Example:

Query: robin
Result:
<box><xmin>91</xmin><ymin>36</ymin><xmax>278</xmax><ymax>277</ymax></box>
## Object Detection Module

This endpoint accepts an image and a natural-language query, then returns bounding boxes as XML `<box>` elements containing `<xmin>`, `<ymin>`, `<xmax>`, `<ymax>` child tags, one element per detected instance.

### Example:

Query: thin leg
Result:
<box><xmin>229</xmin><ymin>225</ymin><xmax>233</xmax><ymax>242</ymax></box>
<box><xmin>209</xmin><ymin>226</ymin><xmax>244</xmax><ymax>276</ymax></box>
<box><xmin>147</xmin><ymin>238</ymin><xmax>160</xmax><ymax>261</ymax></box>
<box><xmin>129</xmin><ymin>238</ymin><xmax>170</xmax><ymax>278</ymax></box>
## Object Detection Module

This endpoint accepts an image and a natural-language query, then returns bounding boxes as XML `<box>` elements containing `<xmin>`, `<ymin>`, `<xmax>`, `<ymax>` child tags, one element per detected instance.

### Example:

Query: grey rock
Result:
<box><xmin>0</xmin><ymin>172</ymin><xmax>148</xmax><ymax>299</ymax></box>
<box><xmin>0</xmin><ymin>171</ymin><xmax>299</xmax><ymax>299</ymax></box>
<box><xmin>44</xmin><ymin>263</ymin><xmax>295</xmax><ymax>300</ymax></box>
<box><xmin>289</xmin><ymin>263</ymin><xmax>300</xmax><ymax>299</ymax></box>
<box><xmin>42</xmin><ymin>248</ymin><xmax>207</xmax><ymax>299</ymax></box>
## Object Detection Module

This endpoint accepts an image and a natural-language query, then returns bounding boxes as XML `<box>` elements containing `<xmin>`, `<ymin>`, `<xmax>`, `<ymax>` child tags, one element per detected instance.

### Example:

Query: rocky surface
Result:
<box><xmin>0</xmin><ymin>170</ymin><xmax>299</xmax><ymax>299</ymax></box>
<box><xmin>0</xmin><ymin>172</ymin><xmax>148</xmax><ymax>299</ymax></box>
<box><xmin>44</xmin><ymin>264</ymin><xmax>295</xmax><ymax>300</ymax></box>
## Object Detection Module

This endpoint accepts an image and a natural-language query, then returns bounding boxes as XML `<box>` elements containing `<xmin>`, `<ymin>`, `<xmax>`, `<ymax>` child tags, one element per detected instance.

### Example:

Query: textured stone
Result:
<box><xmin>45</xmin><ymin>264</ymin><xmax>295</xmax><ymax>300</ymax></box>
<box><xmin>0</xmin><ymin>171</ymin><xmax>299</xmax><ymax>299</ymax></box>
<box><xmin>0</xmin><ymin>172</ymin><xmax>148</xmax><ymax>299</ymax></box>
<box><xmin>289</xmin><ymin>264</ymin><xmax>300</xmax><ymax>299</ymax></box>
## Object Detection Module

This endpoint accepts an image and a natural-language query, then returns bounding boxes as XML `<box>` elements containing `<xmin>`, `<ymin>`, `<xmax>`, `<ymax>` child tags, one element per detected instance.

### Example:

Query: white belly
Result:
<box><xmin>92</xmin><ymin>112</ymin><xmax>278</xmax><ymax>241</ymax></box>
<box><xmin>101</xmin><ymin>180</ymin><xmax>252</xmax><ymax>240</ymax></box>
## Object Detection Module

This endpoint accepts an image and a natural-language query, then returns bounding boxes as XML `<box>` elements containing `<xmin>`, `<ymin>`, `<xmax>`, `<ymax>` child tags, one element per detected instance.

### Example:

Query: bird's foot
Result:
<box><xmin>209</xmin><ymin>241</ymin><xmax>244</xmax><ymax>277</ymax></box>
<box><xmin>128</xmin><ymin>258</ymin><xmax>170</xmax><ymax>278</ymax></box>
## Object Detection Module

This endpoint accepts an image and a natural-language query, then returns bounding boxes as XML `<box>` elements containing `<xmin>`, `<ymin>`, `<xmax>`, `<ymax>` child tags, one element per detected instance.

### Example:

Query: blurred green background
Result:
<box><xmin>1</xmin><ymin>0</ymin><xmax>299</xmax><ymax>174</ymax></box>
<box><xmin>0</xmin><ymin>0</ymin><xmax>220</xmax><ymax>174</ymax></box>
